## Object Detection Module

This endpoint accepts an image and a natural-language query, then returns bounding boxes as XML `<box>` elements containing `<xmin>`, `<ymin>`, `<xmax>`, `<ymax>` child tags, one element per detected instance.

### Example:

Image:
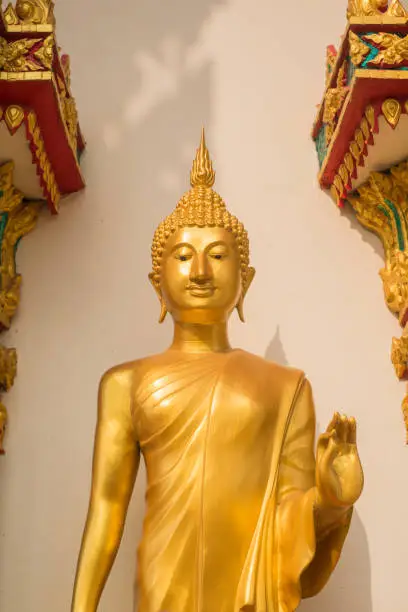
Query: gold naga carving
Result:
<box><xmin>57</xmin><ymin>58</ymin><xmax>79</xmax><ymax>155</ymax></box>
<box><xmin>392</xmin><ymin>332</ymin><xmax>408</xmax><ymax>378</ymax></box>
<box><xmin>350</xmin><ymin>31</ymin><xmax>408</xmax><ymax>67</ymax></box>
<box><xmin>349</xmin><ymin>31</ymin><xmax>371</xmax><ymax>65</ymax></box>
<box><xmin>0</xmin><ymin>161</ymin><xmax>41</xmax><ymax>453</ymax></box>
<box><xmin>323</xmin><ymin>63</ymin><xmax>348</xmax><ymax>145</ymax></box>
<box><xmin>0</xmin><ymin>346</ymin><xmax>17</xmax><ymax>454</ymax></box>
<box><xmin>0</xmin><ymin>34</ymin><xmax>54</xmax><ymax>72</ymax></box>
<box><xmin>348</xmin><ymin>161</ymin><xmax>408</xmax><ymax>438</ymax></box>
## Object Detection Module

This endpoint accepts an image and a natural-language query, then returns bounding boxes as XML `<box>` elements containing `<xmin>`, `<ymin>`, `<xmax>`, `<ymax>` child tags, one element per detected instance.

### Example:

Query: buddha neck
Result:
<box><xmin>170</xmin><ymin>321</ymin><xmax>232</xmax><ymax>354</ymax></box>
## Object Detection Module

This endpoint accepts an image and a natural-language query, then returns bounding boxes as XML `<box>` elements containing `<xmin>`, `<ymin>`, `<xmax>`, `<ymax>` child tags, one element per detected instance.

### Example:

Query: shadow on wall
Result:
<box><xmin>341</xmin><ymin>202</ymin><xmax>384</xmax><ymax>260</ymax></box>
<box><xmin>265</xmin><ymin>333</ymin><xmax>372</xmax><ymax>611</ymax></box>
<box><xmin>265</xmin><ymin>326</ymin><xmax>289</xmax><ymax>366</ymax></box>
<box><xmin>300</xmin><ymin>511</ymin><xmax>372</xmax><ymax>612</ymax></box>
<box><xmin>51</xmin><ymin>0</ymin><xmax>230</xmax><ymax>358</ymax></box>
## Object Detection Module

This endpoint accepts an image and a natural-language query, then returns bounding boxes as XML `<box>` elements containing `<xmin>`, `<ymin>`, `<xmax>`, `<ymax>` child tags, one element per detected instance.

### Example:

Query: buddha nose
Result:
<box><xmin>190</xmin><ymin>252</ymin><xmax>213</xmax><ymax>284</ymax></box>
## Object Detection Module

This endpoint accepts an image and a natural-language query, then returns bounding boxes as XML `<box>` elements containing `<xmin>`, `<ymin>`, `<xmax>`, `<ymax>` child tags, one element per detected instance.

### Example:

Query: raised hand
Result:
<box><xmin>316</xmin><ymin>412</ymin><xmax>364</xmax><ymax>508</ymax></box>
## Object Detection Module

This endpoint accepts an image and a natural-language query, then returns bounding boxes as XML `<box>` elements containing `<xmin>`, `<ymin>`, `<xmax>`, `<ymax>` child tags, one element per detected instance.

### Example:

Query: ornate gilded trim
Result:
<box><xmin>0</xmin><ymin>34</ymin><xmax>54</xmax><ymax>72</ymax></box>
<box><xmin>392</xmin><ymin>334</ymin><xmax>408</xmax><ymax>379</ymax></box>
<box><xmin>0</xmin><ymin>105</ymin><xmax>60</xmax><ymax>210</ymax></box>
<box><xmin>0</xmin><ymin>2</ymin><xmax>85</xmax><ymax>454</ymax></box>
<box><xmin>0</xmin><ymin>2</ymin><xmax>82</xmax><ymax>181</ymax></box>
<box><xmin>326</xmin><ymin>46</ymin><xmax>338</xmax><ymax>86</ymax></box>
<box><xmin>329</xmin><ymin>103</ymin><xmax>376</xmax><ymax>205</ymax></box>
<box><xmin>0</xmin><ymin>161</ymin><xmax>41</xmax><ymax>328</ymax></box>
<box><xmin>323</xmin><ymin>63</ymin><xmax>349</xmax><ymax>146</ymax></box>
<box><xmin>56</xmin><ymin>70</ymin><xmax>78</xmax><ymax>156</ymax></box>
<box><xmin>25</xmin><ymin>109</ymin><xmax>60</xmax><ymax>211</ymax></box>
<box><xmin>0</xmin><ymin>70</ymin><xmax>52</xmax><ymax>81</ymax></box>
<box><xmin>2</xmin><ymin>1</ymin><xmax>54</xmax><ymax>32</ymax></box>
<box><xmin>347</xmin><ymin>0</ymin><xmax>407</xmax><ymax>19</ymax></box>
<box><xmin>0</xmin><ymin>161</ymin><xmax>41</xmax><ymax>453</ymax></box>
<box><xmin>349</xmin><ymin>31</ymin><xmax>371</xmax><ymax>66</ymax></box>
<box><xmin>324</xmin><ymin>94</ymin><xmax>408</xmax><ymax>207</ymax></box>
<box><xmin>347</xmin><ymin>0</ymin><xmax>387</xmax><ymax>18</ymax></box>
<box><xmin>0</xmin><ymin>346</ymin><xmax>16</xmax><ymax>454</ymax></box>
<box><xmin>313</xmin><ymin>0</ymin><xmax>408</xmax><ymax>442</ymax></box>
<box><xmin>348</xmin><ymin>161</ymin><xmax>408</xmax><ymax>439</ymax></box>
<box><xmin>350</xmin><ymin>31</ymin><xmax>408</xmax><ymax>69</ymax></box>
<box><xmin>15</xmin><ymin>0</ymin><xmax>54</xmax><ymax>24</ymax></box>
<box><xmin>4</xmin><ymin>104</ymin><xmax>24</xmax><ymax>132</ymax></box>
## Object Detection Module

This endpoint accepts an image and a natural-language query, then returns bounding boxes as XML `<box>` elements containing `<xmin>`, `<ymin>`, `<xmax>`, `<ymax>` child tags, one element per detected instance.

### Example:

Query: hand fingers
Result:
<box><xmin>326</xmin><ymin>412</ymin><xmax>340</xmax><ymax>433</ymax></box>
<box><xmin>348</xmin><ymin>417</ymin><xmax>357</xmax><ymax>444</ymax></box>
<box><xmin>336</xmin><ymin>414</ymin><xmax>349</xmax><ymax>442</ymax></box>
<box><xmin>325</xmin><ymin>413</ymin><xmax>358</xmax><ymax>445</ymax></box>
<box><xmin>319</xmin><ymin>430</ymin><xmax>335</xmax><ymax>445</ymax></box>
<box><xmin>332</xmin><ymin>414</ymin><xmax>358</xmax><ymax>444</ymax></box>
<box><xmin>317</xmin><ymin>429</ymin><xmax>335</xmax><ymax>454</ymax></box>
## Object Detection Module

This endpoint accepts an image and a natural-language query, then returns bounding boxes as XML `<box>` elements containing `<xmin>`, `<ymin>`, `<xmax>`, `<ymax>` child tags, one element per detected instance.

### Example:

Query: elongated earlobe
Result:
<box><xmin>149</xmin><ymin>273</ymin><xmax>168</xmax><ymax>324</ymax></box>
<box><xmin>237</xmin><ymin>295</ymin><xmax>245</xmax><ymax>323</ymax></box>
<box><xmin>158</xmin><ymin>301</ymin><xmax>168</xmax><ymax>323</ymax></box>
<box><xmin>237</xmin><ymin>267</ymin><xmax>256</xmax><ymax>323</ymax></box>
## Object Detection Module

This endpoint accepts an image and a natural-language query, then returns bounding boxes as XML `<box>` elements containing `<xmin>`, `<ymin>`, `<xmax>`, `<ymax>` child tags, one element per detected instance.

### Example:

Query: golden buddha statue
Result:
<box><xmin>71</xmin><ymin>131</ymin><xmax>364</xmax><ymax>612</ymax></box>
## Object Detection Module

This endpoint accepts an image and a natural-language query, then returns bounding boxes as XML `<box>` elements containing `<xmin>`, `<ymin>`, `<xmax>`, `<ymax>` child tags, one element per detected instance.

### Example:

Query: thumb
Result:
<box><xmin>317</xmin><ymin>430</ymin><xmax>335</xmax><ymax>453</ymax></box>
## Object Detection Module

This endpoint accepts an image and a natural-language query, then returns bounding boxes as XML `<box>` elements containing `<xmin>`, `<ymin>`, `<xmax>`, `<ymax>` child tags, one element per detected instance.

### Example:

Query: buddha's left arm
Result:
<box><xmin>276</xmin><ymin>376</ymin><xmax>355</xmax><ymax>601</ymax></box>
<box><xmin>278</xmin><ymin>377</ymin><xmax>352</xmax><ymax>538</ymax></box>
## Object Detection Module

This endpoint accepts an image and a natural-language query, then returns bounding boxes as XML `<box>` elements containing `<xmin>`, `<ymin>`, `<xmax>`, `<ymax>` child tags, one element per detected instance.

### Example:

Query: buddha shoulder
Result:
<box><xmin>229</xmin><ymin>351</ymin><xmax>310</xmax><ymax>411</ymax></box>
<box><xmin>98</xmin><ymin>351</ymin><xmax>307</xmax><ymax>406</ymax></box>
<box><xmin>235</xmin><ymin>349</ymin><xmax>305</xmax><ymax>389</ymax></box>
<box><xmin>98</xmin><ymin>353</ymin><xmax>179</xmax><ymax>398</ymax></box>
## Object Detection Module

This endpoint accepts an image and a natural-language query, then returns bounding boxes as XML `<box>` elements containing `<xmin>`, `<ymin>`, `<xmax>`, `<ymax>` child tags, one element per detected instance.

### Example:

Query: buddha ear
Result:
<box><xmin>148</xmin><ymin>273</ymin><xmax>167</xmax><ymax>323</ymax></box>
<box><xmin>236</xmin><ymin>267</ymin><xmax>256</xmax><ymax>323</ymax></box>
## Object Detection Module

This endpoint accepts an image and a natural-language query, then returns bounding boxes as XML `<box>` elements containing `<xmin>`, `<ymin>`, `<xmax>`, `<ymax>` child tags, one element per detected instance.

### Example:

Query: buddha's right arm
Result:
<box><xmin>71</xmin><ymin>368</ymin><xmax>140</xmax><ymax>612</ymax></box>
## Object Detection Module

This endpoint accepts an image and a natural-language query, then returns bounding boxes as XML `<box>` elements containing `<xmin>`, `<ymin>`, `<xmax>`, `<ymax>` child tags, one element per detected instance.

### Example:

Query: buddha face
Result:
<box><xmin>160</xmin><ymin>226</ymin><xmax>242</xmax><ymax>323</ymax></box>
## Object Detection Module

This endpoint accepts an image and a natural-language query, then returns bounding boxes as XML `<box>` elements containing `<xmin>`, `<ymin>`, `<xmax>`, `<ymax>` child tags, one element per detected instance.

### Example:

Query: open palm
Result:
<box><xmin>316</xmin><ymin>412</ymin><xmax>364</xmax><ymax>508</ymax></box>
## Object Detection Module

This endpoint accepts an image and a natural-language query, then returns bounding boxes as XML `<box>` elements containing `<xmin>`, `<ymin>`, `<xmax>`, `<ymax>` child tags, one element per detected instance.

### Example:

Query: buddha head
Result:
<box><xmin>150</xmin><ymin>130</ymin><xmax>255</xmax><ymax>324</ymax></box>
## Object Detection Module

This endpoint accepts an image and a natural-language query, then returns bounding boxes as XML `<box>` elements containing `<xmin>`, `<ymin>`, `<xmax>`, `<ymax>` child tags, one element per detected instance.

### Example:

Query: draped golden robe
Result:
<box><xmin>125</xmin><ymin>349</ymin><xmax>351</xmax><ymax>612</ymax></box>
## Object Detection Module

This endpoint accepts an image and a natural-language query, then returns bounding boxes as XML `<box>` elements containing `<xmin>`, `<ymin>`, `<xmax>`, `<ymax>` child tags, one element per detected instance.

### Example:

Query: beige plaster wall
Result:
<box><xmin>0</xmin><ymin>1</ymin><xmax>406</xmax><ymax>611</ymax></box>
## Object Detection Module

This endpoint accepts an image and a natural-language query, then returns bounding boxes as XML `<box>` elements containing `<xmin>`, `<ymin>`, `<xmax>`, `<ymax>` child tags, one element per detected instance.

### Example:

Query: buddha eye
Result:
<box><xmin>175</xmin><ymin>252</ymin><xmax>192</xmax><ymax>262</ymax></box>
<box><xmin>209</xmin><ymin>250</ymin><xmax>227</xmax><ymax>261</ymax></box>
<box><xmin>208</xmin><ymin>243</ymin><xmax>228</xmax><ymax>261</ymax></box>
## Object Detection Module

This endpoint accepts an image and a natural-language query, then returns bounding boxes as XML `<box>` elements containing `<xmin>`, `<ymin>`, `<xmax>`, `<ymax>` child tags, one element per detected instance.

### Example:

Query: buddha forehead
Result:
<box><xmin>164</xmin><ymin>226</ymin><xmax>238</xmax><ymax>255</ymax></box>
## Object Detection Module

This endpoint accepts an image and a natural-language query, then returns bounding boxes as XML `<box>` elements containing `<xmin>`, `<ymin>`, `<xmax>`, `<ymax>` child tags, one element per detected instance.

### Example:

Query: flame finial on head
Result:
<box><xmin>190</xmin><ymin>128</ymin><xmax>216</xmax><ymax>189</ymax></box>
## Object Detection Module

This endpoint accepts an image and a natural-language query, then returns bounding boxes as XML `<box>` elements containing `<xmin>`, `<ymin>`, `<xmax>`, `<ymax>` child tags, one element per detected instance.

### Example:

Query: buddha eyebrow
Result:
<box><xmin>170</xmin><ymin>242</ymin><xmax>195</xmax><ymax>254</ymax></box>
<box><xmin>205</xmin><ymin>241</ymin><xmax>229</xmax><ymax>252</ymax></box>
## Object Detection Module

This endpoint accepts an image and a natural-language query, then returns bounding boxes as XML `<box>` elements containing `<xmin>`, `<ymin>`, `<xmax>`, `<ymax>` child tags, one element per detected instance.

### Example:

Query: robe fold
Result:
<box><xmin>130</xmin><ymin>349</ymin><xmax>352</xmax><ymax>612</ymax></box>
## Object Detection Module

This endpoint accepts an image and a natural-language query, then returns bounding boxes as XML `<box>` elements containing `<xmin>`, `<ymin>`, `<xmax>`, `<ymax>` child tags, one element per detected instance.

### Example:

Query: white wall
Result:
<box><xmin>0</xmin><ymin>1</ymin><xmax>406</xmax><ymax>611</ymax></box>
